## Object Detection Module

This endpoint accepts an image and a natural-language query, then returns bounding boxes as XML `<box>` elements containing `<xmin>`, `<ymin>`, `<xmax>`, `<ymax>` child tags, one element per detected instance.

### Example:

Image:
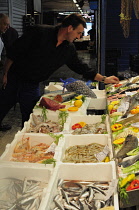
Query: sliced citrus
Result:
<box><xmin>68</xmin><ymin>107</ymin><xmax>78</xmax><ymax>112</ymax></box>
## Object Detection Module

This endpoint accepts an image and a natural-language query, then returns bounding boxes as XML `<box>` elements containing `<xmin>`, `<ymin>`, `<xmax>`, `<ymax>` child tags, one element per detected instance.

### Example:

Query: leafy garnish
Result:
<box><xmin>58</xmin><ymin>111</ymin><xmax>69</xmax><ymax>130</ymax></box>
<box><xmin>122</xmin><ymin>161</ymin><xmax>139</xmax><ymax>174</ymax></box>
<box><xmin>48</xmin><ymin>133</ymin><xmax>64</xmax><ymax>145</ymax></box>
<box><xmin>127</xmin><ymin>146</ymin><xmax>139</xmax><ymax>156</ymax></box>
<box><xmin>41</xmin><ymin>158</ymin><xmax>56</xmax><ymax>167</ymax></box>
<box><xmin>101</xmin><ymin>114</ymin><xmax>106</xmax><ymax>123</ymax></box>
<box><xmin>118</xmin><ymin>177</ymin><xmax>129</xmax><ymax>203</ymax></box>
<box><xmin>41</xmin><ymin>106</ymin><xmax>48</xmax><ymax>122</ymax></box>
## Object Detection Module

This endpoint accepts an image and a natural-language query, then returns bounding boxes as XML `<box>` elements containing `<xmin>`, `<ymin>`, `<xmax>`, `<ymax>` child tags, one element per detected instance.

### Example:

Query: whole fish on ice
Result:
<box><xmin>116</xmin><ymin>134</ymin><xmax>138</xmax><ymax>163</ymax></box>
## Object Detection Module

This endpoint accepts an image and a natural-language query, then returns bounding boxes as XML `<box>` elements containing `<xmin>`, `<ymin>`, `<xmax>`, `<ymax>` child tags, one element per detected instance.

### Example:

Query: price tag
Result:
<box><xmin>104</xmin><ymin>179</ymin><xmax>118</xmax><ymax>201</ymax></box>
<box><xmin>44</xmin><ymin>142</ymin><xmax>56</xmax><ymax>154</ymax></box>
<box><xmin>95</xmin><ymin>145</ymin><xmax>110</xmax><ymax>162</ymax></box>
<box><xmin>125</xmin><ymin>91</ymin><xmax>137</xmax><ymax>96</ymax></box>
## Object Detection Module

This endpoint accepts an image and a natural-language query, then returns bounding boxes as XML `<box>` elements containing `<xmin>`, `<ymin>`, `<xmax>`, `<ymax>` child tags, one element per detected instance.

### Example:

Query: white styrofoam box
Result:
<box><xmin>33</xmin><ymin>97</ymin><xmax>91</xmax><ymax>117</ymax></box>
<box><xmin>45</xmin><ymin>162</ymin><xmax>119</xmax><ymax>210</ymax></box>
<box><xmin>59</xmin><ymin>134</ymin><xmax>114</xmax><ymax>162</ymax></box>
<box><xmin>46</xmin><ymin>84</ymin><xmax>64</xmax><ymax>91</ymax></box>
<box><xmin>63</xmin><ymin>114</ymin><xmax>110</xmax><ymax>135</ymax></box>
<box><xmin>0</xmin><ymin>132</ymin><xmax>63</xmax><ymax>167</ymax></box>
<box><xmin>0</xmin><ymin>162</ymin><xmax>53</xmax><ymax>210</ymax></box>
<box><xmin>21</xmin><ymin>112</ymin><xmax>70</xmax><ymax>134</ymax></box>
<box><xmin>88</xmin><ymin>89</ymin><xmax>106</xmax><ymax>110</ymax></box>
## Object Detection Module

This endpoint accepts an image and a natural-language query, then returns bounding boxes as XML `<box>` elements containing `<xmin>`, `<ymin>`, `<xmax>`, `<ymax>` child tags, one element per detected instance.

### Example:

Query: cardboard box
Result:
<box><xmin>45</xmin><ymin>162</ymin><xmax>119</xmax><ymax>210</ymax></box>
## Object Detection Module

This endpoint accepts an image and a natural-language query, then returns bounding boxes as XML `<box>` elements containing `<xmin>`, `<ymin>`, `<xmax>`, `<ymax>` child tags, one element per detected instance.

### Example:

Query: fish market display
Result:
<box><xmin>106</xmin><ymin>78</ymin><xmax>139</xmax><ymax>206</ymax></box>
<box><xmin>0</xmin><ymin>177</ymin><xmax>47</xmax><ymax>210</ymax></box>
<box><xmin>11</xmin><ymin>137</ymin><xmax>54</xmax><ymax>163</ymax></box>
<box><xmin>63</xmin><ymin>143</ymin><xmax>106</xmax><ymax>163</ymax></box>
<box><xmin>27</xmin><ymin>114</ymin><xmax>62</xmax><ymax>133</ymax></box>
<box><xmin>51</xmin><ymin>179</ymin><xmax>114</xmax><ymax>210</ymax></box>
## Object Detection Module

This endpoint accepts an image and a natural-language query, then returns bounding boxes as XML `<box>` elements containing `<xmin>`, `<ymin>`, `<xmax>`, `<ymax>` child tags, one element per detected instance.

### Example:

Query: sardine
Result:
<box><xmin>116</xmin><ymin>134</ymin><xmax>138</xmax><ymax>162</ymax></box>
<box><xmin>119</xmin><ymin>154</ymin><xmax>139</xmax><ymax>168</ymax></box>
<box><xmin>122</xmin><ymin>92</ymin><xmax>139</xmax><ymax>118</ymax></box>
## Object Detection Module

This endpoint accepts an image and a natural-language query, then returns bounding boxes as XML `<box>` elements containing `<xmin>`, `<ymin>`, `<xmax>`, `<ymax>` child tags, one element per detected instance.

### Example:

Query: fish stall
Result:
<box><xmin>4</xmin><ymin>76</ymin><xmax>139</xmax><ymax>209</ymax></box>
<box><xmin>106</xmin><ymin>76</ymin><xmax>139</xmax><ymax>209</ymax></box>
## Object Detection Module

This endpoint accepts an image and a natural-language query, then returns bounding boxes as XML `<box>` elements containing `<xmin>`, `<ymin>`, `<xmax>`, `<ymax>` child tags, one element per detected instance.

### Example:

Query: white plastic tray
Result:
<box><xmin>45</xmin><ymin>162</ymin><xmax>119</xmax><ymax>210</ymax></box>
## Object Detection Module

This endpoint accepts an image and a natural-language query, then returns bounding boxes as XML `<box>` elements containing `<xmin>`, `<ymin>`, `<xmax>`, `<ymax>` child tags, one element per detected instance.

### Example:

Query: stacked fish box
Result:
<box><xmin>0</xmin><ymin>163</ymin><xmax>53</xmax><ymax>209</ymax></box>
<box><xmin>33</xmin><ymin>94</ymin><xmax>91</xmax><ymax>116</ymax></box>
<box><xmin>45</xmin><ymin>162</ymin><xmax>119</xmax><ymax>210</ymax></box>
<box><xmin>0</xmin><ymin>132</ymin><xmax>63</xmax><ymax>168</ymax></box>
<box><xmin>57</xmin><ymin>134</ymin><xmax>113</xmax><ymax>163</ymax></box>
<box><xmin>106</xmin><ymin>76</ymin><xmax>139</xmax><ymax>208</ymax></box>
<box><xmin>88</xmin><ymin>89</ymin><xmax>107</xmax><ymax>110</ymax></box>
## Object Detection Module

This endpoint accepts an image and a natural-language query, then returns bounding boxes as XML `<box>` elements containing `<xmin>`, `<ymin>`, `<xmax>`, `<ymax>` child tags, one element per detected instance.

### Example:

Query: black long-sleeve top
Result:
<box><xmin>7</xmin><ymin>24</ymin><xmax>97</xmax><ymax>83</ymax></box>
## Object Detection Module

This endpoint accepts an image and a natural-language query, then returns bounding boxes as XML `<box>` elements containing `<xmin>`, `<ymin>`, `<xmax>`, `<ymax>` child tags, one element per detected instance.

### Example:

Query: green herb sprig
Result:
<box><xmin>58</xmin><ymin>111</ymin><xmax>69</xmax><ymax>131</ymax></box>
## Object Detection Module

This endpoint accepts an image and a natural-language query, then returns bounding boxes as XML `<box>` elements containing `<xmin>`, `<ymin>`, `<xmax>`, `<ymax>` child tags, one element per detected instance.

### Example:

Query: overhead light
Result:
<box><xmin>73</xmin><ymin>0</ymin><xmax>77</xmax><ymax>3</ymax></box>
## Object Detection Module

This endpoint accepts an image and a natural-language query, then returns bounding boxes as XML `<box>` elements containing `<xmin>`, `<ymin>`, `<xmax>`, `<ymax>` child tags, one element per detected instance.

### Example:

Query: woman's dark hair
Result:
<box><xmin>61</xmin><ymin>13</ymin><xmax>86</xmax><ymax>29</ymax></box>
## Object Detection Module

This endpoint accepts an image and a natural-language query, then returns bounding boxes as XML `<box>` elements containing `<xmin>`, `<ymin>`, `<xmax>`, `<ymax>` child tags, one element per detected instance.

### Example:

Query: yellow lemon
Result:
<box><xmin>108</xmin><ymin>104</ymin><xmax>114</xmax><ymax>111</ymax></box>
<box><xmin>74</xmin><ymin>100</ymin><xmax>83</xmax><ymax>108</ymax></box>
<box><xmin>110</xmin><ymin>100</ymin><xmax>120</xmax><ymax>105</ymax></box>
<box><xmin>103</xmin><ymin>156</ymin><xmax>110</xmax><ymax>162</ymax></box>
<box><xmin>75</xmin><ymin>95</ymin><xmax>83</xmax><ymax>100</ymax></box>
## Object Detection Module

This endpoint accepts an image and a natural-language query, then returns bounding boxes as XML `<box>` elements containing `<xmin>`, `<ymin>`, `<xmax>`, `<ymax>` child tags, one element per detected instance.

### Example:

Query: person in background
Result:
<box><xmin>0</xmin><ymin>14</ymin><xmax>18</xmax><ymax>131</ymax></box>
<box><xmin>0</xmin><ymin>13</ymin><xmax>119</xmax><ymax>130</ymax></box>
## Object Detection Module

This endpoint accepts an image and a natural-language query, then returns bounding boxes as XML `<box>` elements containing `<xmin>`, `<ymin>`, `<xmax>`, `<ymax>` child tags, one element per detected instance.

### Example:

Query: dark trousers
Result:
<box><xmin>0</xmin><ymin>71</ymin><xmax>40</xmax><ymax>128</ymax></box>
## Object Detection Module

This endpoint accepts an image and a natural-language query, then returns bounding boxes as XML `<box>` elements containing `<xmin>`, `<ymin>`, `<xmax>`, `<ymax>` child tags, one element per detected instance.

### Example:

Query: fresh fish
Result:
<box><xmin>113</xmin><ymin>81</ymin><xmax>132</xmax><ymax>94</ymax></box>
<box><xmin>119</xmin><ymin>154</ymin><xmax>139</xmax><ymax>168</ymax></box>
<box><xmin>122</xmin><ymin>92</ymin><xmax>139</xmax><ymax>118</ymax></box>
<box><xmin>53</xmin><ymin>92</ymin><xmax>77</xmax><ymax>102</ymax></box>
<box><xmin>117</xmin><ymin>112</ymin><xmax>139</xmax><ymax>126</ymax></box>
<box><xmin>119</xmin><ymin>95</ymin><xmax>131</xmax><ymax>108</ymax></box>
<box><xmin>116</xmin><ymin>134</ymin><xmax>138</xmax><ymax>162</ymax></box>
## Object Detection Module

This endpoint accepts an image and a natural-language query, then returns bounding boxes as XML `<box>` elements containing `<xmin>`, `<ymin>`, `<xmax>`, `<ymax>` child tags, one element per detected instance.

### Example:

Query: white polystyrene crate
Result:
<box><xmin>0</xmin><ymin>162</ymin><xmax>52</xmax><ymax>210</ymax></box>
<box><xmin>59</xmin><ymin>134</ymin><xmax>114</xmax><ymax>162</ymax></box>
<box><xmin>45</xmin><ymin>162</ymin><xmax>119</xmax><ymax>210</ymax></box>
<box><xmin>33</xmin><ymin>97</ymin><xmax>91</xmax><ymax>117</ymax></box>
<box><xmin>88</xmin><ymin>89</ymin><xmax>107</xmax><ymax>110</ymax></box>
<box><xmin>63</xmin><ymin>114</ymin><xmax>110</xmax><ymax>135</ymax></box>
<box><xmin>21</xmin><ymin>112</ymin><xmax>68</xmax><ymax>134</ymax></box>
<box><xmin>0</xmin><ymin>132</ymin><xmax>63</xmax><ymax>168</ymax></box>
